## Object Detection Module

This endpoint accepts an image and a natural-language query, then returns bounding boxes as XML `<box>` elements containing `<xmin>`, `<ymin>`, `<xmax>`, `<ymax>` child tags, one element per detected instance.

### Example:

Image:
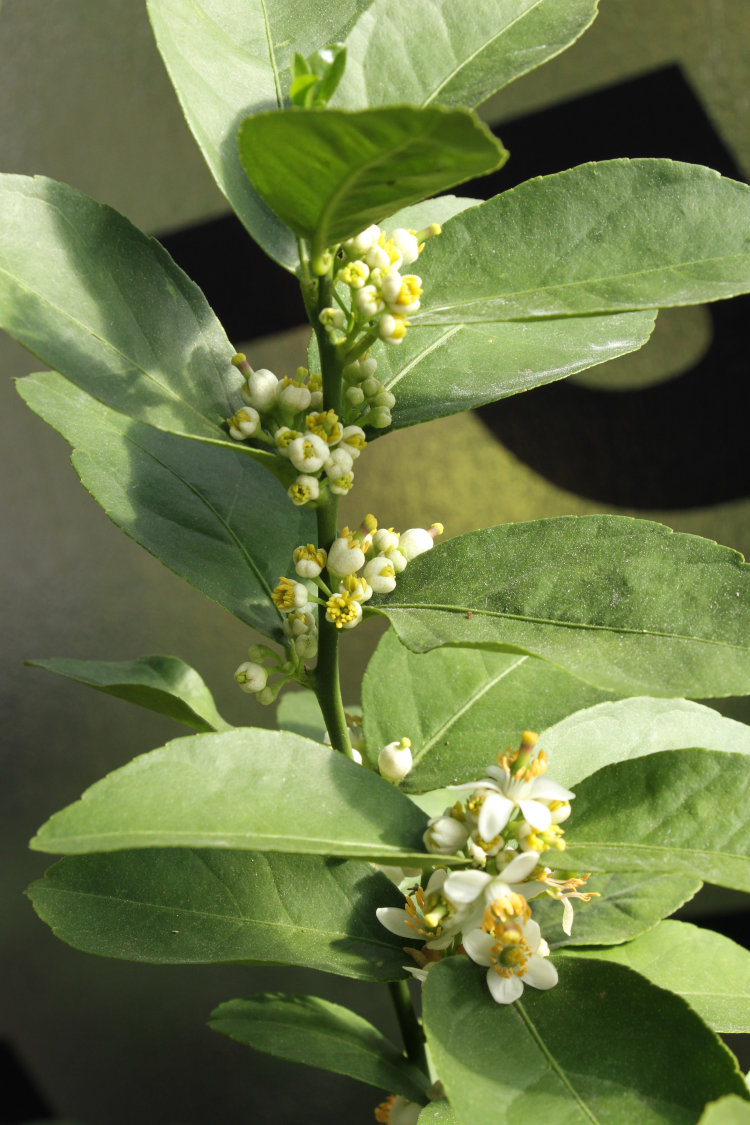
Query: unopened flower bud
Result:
<box><xmin>363</xmin><ymin>556</ymin><xmax>397</xmax><ymax>593</ymax></box>
<box><xmin>345</xmin><ymin>385</ymin><xmax>365</xmax><ymax>407</ymax></box>
<box><xmin>367</xmin><ymin>406</ymin><xmax>392</xmax><ymax>429</ymax></box>
<box><xmin>423</xmin><ymin>815</ymin><xmax>470</xmax><ymax>854</ymax></box>
<box><xmin>327</xmin><ymin>537</ymin><xmax>365</xmax><ymax>576</ymax></box>
<box><xmin>293</xmin><ymin>544</ymin><xmax>327</xmax><ymax>578</ymax></box>
<box><xmin>340</xmin><ymin>426</ymin><xmax>366</xmax><ymax>458</ymax></box>
<box><xmin>227</xmin><ymin>407</ymin><xmax>260</xmax><ymax>440</ymax></box>
<box><xmin>287</xmin><ymin>475</ymin><xmax>320</xmax><ymax>506</ymax></box>
<box><xmin>294</xmin><ymin>633</ymin><xmax>318</xmax><ymax>660</ymax></box>
<box><xmin>241</xmin><ymin>368</ymin><xmax>279</xmax><ymax>413</ymax></box>
<box><xmin>373</xmin><ymin>527</ymin><xmax>399</xmax><ymax>552</ymax></box>
<box><xmin>344</xmin><ymin>224</ymin><xmax>380</xmax><ymax>256</ymax></box>
<box><xmin>399</xmin><ymin>526</ymin><xmax>438</xmax><ymax>561</ymax></box>
<box><xmin>288</xmin><ymin>433</ymin><xmax>329</xmax><ymax>473</ymax></box>
<box><xmin>378</xmin><ymin>737</ymin><xmax>413</xmax><ymax>782</ymax></box>
<box><xmin>278</xmin><ymin>381</ymin><xmax>312</xmax><ymax>413</ymax></box>
<box><xmin>234</xmin><ymin>661</ymin><xmax>268</xmax><ymax>694</ymax></box>
<box><xmin>389</xmin><ymin>228</ymin><xmax>420</xmax><ymax>265</ymax></box>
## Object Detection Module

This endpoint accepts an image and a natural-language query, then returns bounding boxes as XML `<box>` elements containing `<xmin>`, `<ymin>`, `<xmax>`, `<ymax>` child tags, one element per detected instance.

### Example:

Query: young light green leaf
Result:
<box><xmin>18</xmin><ymin>371</ymin><xmax>311</xmax><ymax>640</ymax></box>
<box><xmin>374</xmin><ymin>515</ymin><xmax>750</xmax><ymax>698</ymax></box>
<box><xmin>419</xmin><ymin>1103</ymin><xmax>456</xmax><ymax>1125</ymax></box>
<box><xmin>413</xmin><ymin>161</ymin><xmax>750</xmax><ymax>323</ymax></box>
<box><xmin>562</xmin><ymin>921</ymin><xmax>750</xmax><ymax>1034</ymax></box>
<box><xmin>541</xmin><ymin>697</ymin><xmax>750</xmax><ymax>789</ymax></box>
<box><xmin>238</xmin><ymin>105</ymin><xmax>507</xmax><ymax>257</ymax></box>
<box><xmin>531</xmin><ymin>872</ymin><xmax>701</xmax><ymax>950</ymax></box>
<box><xmin>699</xmin><ymin>1097</ymin><xmax>750</xmax><ymax>1125</ymax></box>
<box><xmin>209</xmin><ymin>994</ymin><xmax>431</xmax><ymax>1101</ymax></box>
<box><xmin>556</xmin><ymin>749</ymin><xmax>750</xmax><ymax>892</ymax></box>
<box><xmin>335</xmin><ymin>0</ymin><xmax>598</xmax><ymax>111</ymax></box>
<box><xmin>0</xmin><ymin>175</ymin><xmax>242</xmax><ymax>442</ymax></box>
<box><xmin>276</xmin><ymin>690</ymin><xmax>327</xmax><ymax>743</ymax></box>
<box><xmin>362</xmin><ymin>630</ymin><xmax>615</xmax><ymax>791</ymax></box>
<box><xmin>146</xmin><ymin>0</ymin><xmax>370</xmax><ymax>268</ymax></box>
<box><xmin>30</xmin><ymin>728</ymin><xmax>449</xmax><ymax>868</ymax></box>
<box><xmin>25</xmin><ymin>655</ymin><xmax>231</xmax><ymax>733</ymax></box>
<box><xmin>28</xmin><ymin>850</ymin><xmax>409</xmax><ymax>981</ymax></box>
<box><xmin>423</xmin><ymin>958</ymin><xmax>749</xmax><ymax>1125</ymax></box>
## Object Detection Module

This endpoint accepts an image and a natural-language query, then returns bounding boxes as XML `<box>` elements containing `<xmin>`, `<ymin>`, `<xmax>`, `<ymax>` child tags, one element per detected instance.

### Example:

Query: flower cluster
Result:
<box><xmin>319</xmin><ymin>221</ymin><xmax>441</xmax><ymax>355</ymax></box>
<box><xmin>226</xmin><ymin>356</ymin><xmax>367</xmax><ymax>506</ymax></box>
<box><xmin>377</xmin><ymin>732</ymin><xmax>598</xmax><ymax>1005</ymax></box>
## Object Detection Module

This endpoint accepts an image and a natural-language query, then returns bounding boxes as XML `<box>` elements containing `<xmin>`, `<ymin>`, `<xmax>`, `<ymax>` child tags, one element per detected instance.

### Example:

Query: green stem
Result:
<box><xmin>388</xmin><ymin>980</ymin><xmax>429</xmax><ymax>1075</ymax></box>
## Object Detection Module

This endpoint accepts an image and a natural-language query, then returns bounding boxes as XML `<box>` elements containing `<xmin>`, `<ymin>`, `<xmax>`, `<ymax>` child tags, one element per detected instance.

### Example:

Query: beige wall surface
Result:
<box><xmin>2</xmin><ymin>3</ymin><xmax>749</xmax><ymax>1122</ymax></box>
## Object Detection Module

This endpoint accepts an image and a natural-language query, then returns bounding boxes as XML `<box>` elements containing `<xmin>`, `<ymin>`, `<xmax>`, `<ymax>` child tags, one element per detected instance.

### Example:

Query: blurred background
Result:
<box><xmin>2</xmin><ymin>1</ymin><xmax>750</xmax><ymax>1120</ymax></box>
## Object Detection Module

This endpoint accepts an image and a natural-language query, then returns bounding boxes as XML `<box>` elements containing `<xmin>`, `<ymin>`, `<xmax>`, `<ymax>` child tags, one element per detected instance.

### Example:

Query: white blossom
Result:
<box><xmin>363</xmin><ymin>556</ymin><xmax>397</xmax><ymax>593</ymax></box>
<box><xmin>463</xmin><ymin>915</ymin><xmax>558</xmax><ymax>1004</ymax></box>
<box><xmin>327</xmin><ymin>536</ymin><xmax>366</xmax><ymax>576</ymax></box>
<box><xmin>241</xmin><ymin>367</ymin><xmax>279</xmax><ymax>413</ymax></box>
<box><xmin>287</xmin><ymin>433</ymin><xmax>329</xmax><ymax>473</ymax></box>
<box><xmin>378</xmin><ymin>738</ymin><xmax>413</xmax><ymax>782</ymax></box>
<box><xmin>234</xmin><ymin>661</ymin><xmax>268</xmax><ymax>694</ymax></box>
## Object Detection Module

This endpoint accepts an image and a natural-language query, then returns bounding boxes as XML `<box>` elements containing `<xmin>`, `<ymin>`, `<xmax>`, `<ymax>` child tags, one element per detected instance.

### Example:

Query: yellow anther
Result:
<box><xmin>306</xmin><ymin>409</ymin><xmax>342</xmax><ymax>444</ymax></box>
<box><xmin>271</xmin><ymin>577</ymin><xmax>299</xmax><ymax>611</ymax></box>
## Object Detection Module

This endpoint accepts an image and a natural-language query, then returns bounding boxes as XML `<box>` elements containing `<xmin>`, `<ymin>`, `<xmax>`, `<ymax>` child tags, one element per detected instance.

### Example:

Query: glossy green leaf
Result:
<box><xmin>361</xmin><ymin>630</ymin><xmax>615</xmax><ymax>791</ymax></box>
<box><xmin>147</xmin><ymin>0</ymin><xmax>370</xmax><ymax>268</ymax></box>
<box><xmin>413</xmin><ymin>161</ymin><xmax>750</xmax><ymax>323</ymax></box>
<box><xmin>28</xmin><ymin>850</ymin><xmax>408</xmax><ymax>981</ymax></box>
<box><xmin>556</xmin><ymin>749</ymin><xmax>750</xmax><ymax>892</ymax></box>
<box><xmin>530</xmin><ymin>872</ymin><xmax>701</xmax><ymax>950</ymax></box>
<box><xmin>0</xmin><ymin>175</ymin><xmax>242</xmax><ymax>442</ymax></box>
<box><xmin>374</xmin><ymin>515</ymin><xmax>750</xmax><ymax>698</ymax></box>
<box><xmin>30</xmin><ymin>728</ymin><xmax>450</xmax><ymax>869</ymax></box>
<box><xmin>423</xmin><ymin>958</ymin><xmax>749</xmax><ymax>1125</ymax></box>
<box><xmin>699</xmin><ymin>1097</ymin><xmax>750</xmax><ymax>1125</ymax></box>
<box><xmin>276</xmin><ymin>690</ymin><xmax>327</xmax><ymax>743</ymax></box>
<box><xmin>238</xmin><ymin>105</ymin><xmax>506</xmax><ymax>257</ymax></box>
<box><xmin>26</xmin><ymin>655</ymin><xmax>231</xmax><ymax>733</ymax></box>
<box><xmin>541</xmin><ymin>697</ymin><xmax>750</xmax><ymax>789</ymax></box>
<box><xmin>562</xmin><ymin>921</ymin><xmax>750</xmax><ymax>1033</ymax></box>
<box><xmin>209</xmin><ymin>994</ymin><xmax>431</xmax><ymax>1100</ymax></box>
<box><xmin>419</xmin><ymin>1103</ymin><xmax>456</xmax><ymax>1124</ymax></box>
<box><xmin>335</xmin><ymin>0</ymin><xmax>598</xmax><ymax>110</ymax></box>
<box><xmin>18</xmin><ymin>371</ymin><xmax>311</xmax><ymax>640</ymax></box>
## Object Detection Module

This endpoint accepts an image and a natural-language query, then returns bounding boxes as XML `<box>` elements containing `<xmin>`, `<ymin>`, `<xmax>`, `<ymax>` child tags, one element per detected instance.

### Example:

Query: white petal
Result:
<box><xmin>561</xmin><ymin>896</ymin><xmax>575</xmax><ymax>936</ymax></box>
<box><xmin>479</xmin><ymin>792</ymin><xmax>515</xmax><ymax>839</ymax></box>
<box><xmin>376</xmin><ymin>907</ymin><xmax>414</xmax><ymax>939</ymax></box>
<box><xmin>447</xmin><ymin>778</ymin><xmax>498</xmax><ymax>793</ymax></box>
<box><xmin>485</xmin><ymin>765</ymin><xmax>511</xmax><ymax>786</ymax></box>
<box><xmin>462</xmin><ymin>929</ymin><xmax>495</xmax><ymax>966</ymax></box>
<box><xmin>487</xmin><ymin>971</ymin><xmax>524</xmax><ymax>1004</ymax></box>
<box><xmin>424</xmin><ymin>869</ymin><xmax>448</xmax><ymax>897</ymax></box>
<box><xmin>519</xmin><ymin>799</ymin><xmax>552</xmax><ymax>831</ymax></box>
<box><xmin>523</xmin><ymin>955</ymin><xmax>558</xmax><ymax>991</ymax></box>
<box><xmin>522</xmin><ymin>918</ymin><xmax>542</xmax><ymax>951</ymax></box>
<box><xmin>442</xmin><ymin>869</ymin><xmax>491</xmax><ymax>904</ymax></box>
<box><xmin>497</xmin><ymin>851</ymin><xmax>539</xmax><ymax>883</ymax></box>
<box><xmin>530</xmin><ymin>778</ymin><xmax>576</xmax><ymax>802</ymax></box>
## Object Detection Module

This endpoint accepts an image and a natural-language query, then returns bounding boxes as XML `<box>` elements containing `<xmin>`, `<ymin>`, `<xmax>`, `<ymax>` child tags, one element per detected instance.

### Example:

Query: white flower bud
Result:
<box><xmin>380</xmin><ymin>270</ymin><xmax>403</xmax><ymax>305</ymax></box>
<box><xmin>364</xmin><ymin>241</ymin><xmax>392</xmax><ymax>271</ymax></box>
<box><xmin>288</xmin><ymin>433</ymin><xmax>329</xmax><ymax>473</ymax></box>
<box><xmin>399</xmin><ymin>527</ymin><xmax>435</xmax><ymax>561</ymax></box>
<box><xmin>278</xmin><ymin>382</ymin><xmax>312</xmax><ymax>413</ymax></box>
<box><xmin>274</xmin><ymin>426</ymin><xmax>301</xmax><ymax>456</ymax></box>
<box><xmin>345</xmin><ymin>385</ymin><xmax>365</xmax><ymax>407</ymax></box>
<box><xmin>234</xmin><ymin>661</ymin><xmax>268</xmax><ymax>694</ymax></box>
<box><xmin>344</xmin><ymin>224</ymin><xmax>380</xmax><ymax>256</ymax></box>
<box><xmin>378</xmin><ymin>738</ymin><xmax>413</xmax><ymax>782</ymax></box>
<box><xmin>340</xmin><ymin>260</ymin><xmax>370</xmax><ymax>288</ymax></box>
<box><xmin>340</xmin><ymin>425</ymin><xmax>366</xmax><ymax>459</ymax></box>
<box><xmin>389</xmin><ymin>228</ymin><xmax>420</xmax><ymax>265</ymax></box>
<box><xmin>319</xmin><ymin>306</ymin><xmax>347</xmax><ymax>330</ymax></box>
<box><xmin>386</xmin><ymin>546</ymin><xmax>408</xmax><ymax>572</ymax></box>
<box><xmin>294</xmin><ymin>633</ymin><xmax>318</xmax><ymax>660</ymax></box>
<box><xmin>363</xmin><ymin>556</ymin><xmax>397</xmax><ymax>594</ymax></box>
<box><xmin>293</xmin><ymin>544</ymin><xmax>327</xmax><ymax>578</ymax></box>
<box><xmin>361</xmin><ymin>376</ymin><xmax>381</xmax><ymax>399</ymax></box>
<box><xmin>282</xmin><ymin>609</ymin><xmax>316</xmax><ymax>637</ymax></box>
<box><xmin>367</xmin><ymin>406</ymin><xmax>392</xmax><ymax>428</ymax></box>
<box><xmin>355</xmin><ymin>285</ymin><xmax>384</xmax><ymax>318</ymax></box>
<box><xmin>287</xmin><ymin>474</ymin><xmax>320</xmax><ymax>506</ymax></box>
<box><xmin>424</xmin><ymin>815</ymin><xmax>470</xmax><ymax>855</ymax></box>
<box><xmin>328</xmin><ymin>537</ymin><xmax>365</xmax><ymax>576</ymax></box>
<box><xmin>324</xmin><ymin>448</ymin><xmax>354</xmax><ymax>482</ymax></box>
<box><xmin>241</xmin><ymin>368</ymin><xmax>279</xmax><ymax>413</ymax></box>
<box><xmin>309</xmin><ymin>390</ymin><xmax>324</xmax><ymax>410</ymax></box>
<box><xmin>329</xmin><ymin>471</ymin><xmax>354</xmax><ymax>495</ymax></box>
<box><xmin>360</xmin><ymin>357</ymin><xmax>378</xmax><ymax>379</ymax></box>
<box><xmin>256</xmin><ymin>685</ymin><xmax>277</xmax><ymax>705</ymax></box>
<box><xmin>379</xmin><ymin>313</ymin><xmax>408</xmax><ymax>344</ymax></box>
<box><xmin>228</xmin><ymin>407</ymin><xmax>260</xmax><ymax>441</ymax></box>
<box><xmin>373</xmin><ymin>527</ymin><xmax>400</xmax><ymax>552</ymax></box>
<box><xmin>371</xmin><ymin>389</ymin><xmax>396</xmax><ymax>408</ymax></box>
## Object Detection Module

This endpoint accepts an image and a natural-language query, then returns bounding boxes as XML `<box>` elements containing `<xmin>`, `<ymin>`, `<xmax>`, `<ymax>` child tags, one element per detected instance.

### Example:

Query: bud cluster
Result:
<box><xmin>377</xmin><ymin>733</ymin><xmax>598</xmax><ymax>1006</ymax></box>
<box><xmin>233</xmin><ymin>640</ymin><xmax>311</xmax><ymax>707</ymax></box>
<box><xmin>226</xmin><ymin>357</ymin><xmax>367</xmax><ymax>507</ymax></box>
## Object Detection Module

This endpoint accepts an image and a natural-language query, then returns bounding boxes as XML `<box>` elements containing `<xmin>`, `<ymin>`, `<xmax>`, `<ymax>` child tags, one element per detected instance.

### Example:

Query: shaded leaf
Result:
<box><xmin>26</xmin><ymin>655</ymin><xmax>231</xmax><ymax>733</ymax></box>
<box><xmin>562</xmin><ymin>921</ymin><xmax>750</xmax><ymax>1034</ymax></box>
<box><xmin>276</xmin><ymin>690</ymin><xmax>327</xmax><ymax>743</ymax></box>
<box><xmin>361</xmin><ymin>630</ymin><xmax>615</xmax><ymax>791</ymax></box>
<box><xmin>374</xmin><ymin>515</ymin><xmax>750</xmax><ymax>698</ymax></box>
<box><xmin>335</xmin><ymin>0</ymin><xmax>598</xmax><ymax>111</ymax></box>
<box><xmin>147</xmin><ymin>0</ymin><xmax>370</xmax><ymax>268</ymax></box>
<box><xmin>530</xmin><ymin>871</ymin><xmax>701</xmax><ymax>950</ymax></box>
<box><xmin>556</xmin><ymin>749</ymin><xmax>750</xmax><ymax>892</ymax></box>
<box><xmin>238</xmin><ymin>105</ymin><xmax>506</xmax><ymax>257</ymax></box>
<box><xmin>0</xmin><ymin>174</ymin><xmax>241</xmax><ymax>442</ymax></box>
<box><xmin>210</xmin><ymin>994</ymin><xmax>431</xmax><ymax>1100</ymax></box>
<box><xmin>413</xmin><ymin>160</ymin><xmax>750</xmax><ymax>323</ymax></box>
<box><xmin>18</xmin><ymin>371</ymin><xmax>311</xmax><ymax>640</ymax></box>
<box><xmin>541</xmin><ymin>697</ymin><xmax>750</xmax><ymax>789</ymax></box>
<box><xmin>423</xmin><ymin>958</ymin><xmax>749</xmax><ymax>1125</ymax></box>
<box><xmin>30</xmin><ymin>728</ymin><xmax>450</xmax><ymax>869</ymax></box>
<box><xmin>28</xmin><ymin>850</ymin><xmax>408</xmax><ymax>981</ymax></box>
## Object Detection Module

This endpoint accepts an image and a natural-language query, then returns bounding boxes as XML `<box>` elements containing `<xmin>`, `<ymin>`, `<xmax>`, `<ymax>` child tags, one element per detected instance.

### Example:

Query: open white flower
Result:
<box><xmin>463</xmin><ymin>913</ymin><xmax>558</xmax><ymax>1004</ymax></box>
<box><xmin>377</xmin><ymin>869</ymin><xmax>463</xmax><ymax>950</ymax></box>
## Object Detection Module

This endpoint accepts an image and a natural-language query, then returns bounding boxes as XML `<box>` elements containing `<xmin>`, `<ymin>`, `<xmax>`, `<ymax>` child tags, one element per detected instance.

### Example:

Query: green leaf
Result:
<box><xmin>209</xmin><ymin>994</ymin><xmax>431</xmax><ymax>1100</ymax></box>
<box><xmin>423</xmin><ymin>958</ymin><xmax>749</xmax><ymax>1125</ymax></box>
<box><xmin>374</xmin><ymin>515</ymin><xmax>750</xmax><ymax>698</ymax></box>
<box><xmin>541</xmin><ymin>697</ymin><xmax>750</xmax><ymax>789</ymax></box>
<box><xmin>28</xmin><ymin>850</ymin><xmax>409</xmax><ymax>981</ymax></box>
<box><xmin>17</xmin><ymin>371</ymin><xmax>312</xmax><ymax>640</ymax></box>
<box><xmin>146</xmin><ymin>0</ymin><xmax>370</xmax><ymax>268</ymax></box>
<box><xmin>361</xmin><ymin>630</ymin><xmax>615</xmax><ymax>791</ymax></box>
<box><xmin>412</xmin><ymin>160</ymin><xmax>750</xmax><ymax>323</ymax></box>
<box><xmin>562</xmin><ymin>921</ymin><xmax>750</xmax><ymax>1034</ymax></box>
<box><xmin>29</xmin><ymin>728</ymin><xmax>451</xmax><ymax>868</ymax></box>
<box><xmin>557</xmin><ymin>749</ymin><xmax>750</xmax><ymax>892</ymax></box>
<box><xmin>238</xmin><ymin>105</ymin><xmax>507</xmax><ymax>257</ymax></box>
<box><xmin>335</xmin><ymin>0</ymin><xmax>598</xmax><ymax>110</ymax></box>
<box><xmin>699</xmin><ymin>1097</ymin><xmax>750</xmax><ymax>1125</ymax></box>
<box><xmin>26</xmin><ymin>655</ymin><xmax>231</xmax><ymax>733</ymax></box>
<box><xmin>0</xmin><ymin>175</ymin><xmax>241</xmax><ymax>443</ymax></box>
<box><xmin>419</xmin><ymin>1103</ymin><xmax>456</xmax><ymax>1124</ymax></box>
<box><xmin>530</xmin><ymin>872</ymin><xmax>701</xmax><ymax>950</ymax></box>
<box><xmin>276</xmin><ymin>690</ymin><xmax>327</xmax><ymax>743</ymax></box>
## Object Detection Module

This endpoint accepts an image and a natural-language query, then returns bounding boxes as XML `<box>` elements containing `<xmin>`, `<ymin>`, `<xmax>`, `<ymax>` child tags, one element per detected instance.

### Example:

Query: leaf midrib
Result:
<box><xmin>515</xmin><ymin>1001</ymin><xmax>602</xmax><ymax>1125</ymax></box>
